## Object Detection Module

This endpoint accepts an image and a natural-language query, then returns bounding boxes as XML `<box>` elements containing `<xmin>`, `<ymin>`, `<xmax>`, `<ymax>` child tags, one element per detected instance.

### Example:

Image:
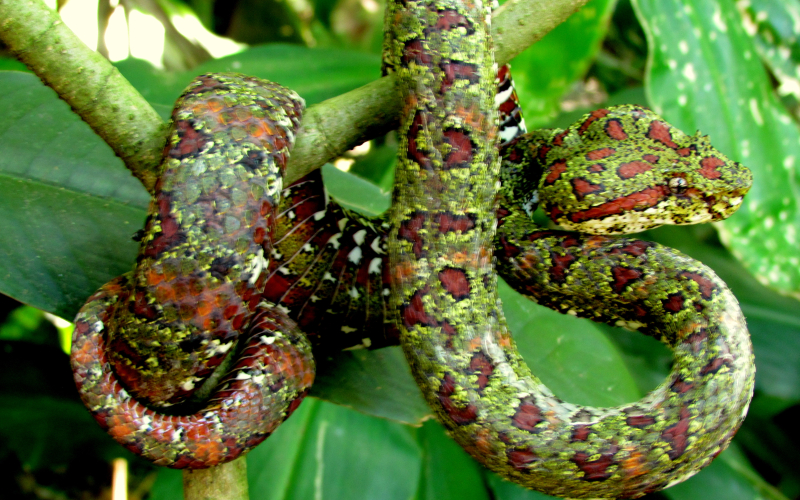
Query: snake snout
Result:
<box><xmin>707</xmin><ymin>162</ymin><xmax>753</xmax><ymax>220</ymax></box>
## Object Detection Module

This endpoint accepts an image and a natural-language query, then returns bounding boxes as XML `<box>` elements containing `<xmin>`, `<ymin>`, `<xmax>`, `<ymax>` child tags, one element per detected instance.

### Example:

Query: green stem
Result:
<box><xmin>0</xmin><ymin>0</ymin><xmax>166</xmax><ymax>191</ymax></box>
<box><xmin>0</xmin><ymin>0</ymin><xmax>589</xmax><ymax>192</ymax></box>
<box><xmin>183</xmin><ymin>459</ymin><xmax>249</xmax><ymax>500</ymax></box>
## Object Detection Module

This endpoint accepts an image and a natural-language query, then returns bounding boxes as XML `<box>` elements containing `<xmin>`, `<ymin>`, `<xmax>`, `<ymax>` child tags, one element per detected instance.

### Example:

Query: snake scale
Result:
<box><xmin>69</xmin><ymin>1</ymin><xmax>755</xmax><ymax>497</ymax></box>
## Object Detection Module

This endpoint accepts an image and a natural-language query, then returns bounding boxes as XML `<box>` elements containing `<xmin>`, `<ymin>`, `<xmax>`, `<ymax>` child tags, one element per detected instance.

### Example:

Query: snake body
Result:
<box><xmin>384</xmin><ymin>0</ymin><xmax>754</xmax><ymax>498</ymax></box>
<box><xmin>69</xmin><ymin>8</ymin><xmax>755</xmax><ymax>494</ymax></box>
<box><xmin>71</xmin><ymin>74</ymin><xmax>313</xmax><ymax>468</ymax></box>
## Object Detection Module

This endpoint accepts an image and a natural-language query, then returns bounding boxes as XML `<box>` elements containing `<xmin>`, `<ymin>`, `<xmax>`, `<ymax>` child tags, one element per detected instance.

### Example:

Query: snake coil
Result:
<box><xmin>384</xmin><ymin>0</ymin><xmax>754</xmax><ymax>497</ymax></box>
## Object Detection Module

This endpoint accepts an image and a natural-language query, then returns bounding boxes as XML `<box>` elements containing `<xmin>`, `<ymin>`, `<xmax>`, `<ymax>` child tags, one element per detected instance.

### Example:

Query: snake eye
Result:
<box><xmin>668</xmin><ymin>177</ymin><xmax>688</xmax><ymax>194</ymax></box>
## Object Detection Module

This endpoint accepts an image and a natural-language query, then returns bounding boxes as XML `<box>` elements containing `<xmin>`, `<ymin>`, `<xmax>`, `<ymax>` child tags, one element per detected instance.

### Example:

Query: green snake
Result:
<box><xmin>69</xmin><ymin>3</ymin><xmax>754</xmax><ymax>497</ymax></box>
<box><xmin>384</xmin><ymin>0</ymin><xmax>754</xmax><ymax>497</ymax></box>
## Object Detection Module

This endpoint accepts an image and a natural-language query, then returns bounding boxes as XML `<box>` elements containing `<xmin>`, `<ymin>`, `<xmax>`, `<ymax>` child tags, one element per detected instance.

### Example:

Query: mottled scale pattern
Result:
<box><xmin>71</xmin><ymin>74</ymin><xmax>314</xmax><ymax>468</ymax></box>
<box><xmin>535</xmin><ymin>107</ymin><xmax>751</xmax><ymax>235</ymax></box>
<box><xmin>255</xmin><ymin>63</ymin><xmax>527</xmax><ymax>353</ymax></box>
<box><xmin>384</xmin><ymin>0</ymin><xmax>755</xmax><ymax>497</ymax></box>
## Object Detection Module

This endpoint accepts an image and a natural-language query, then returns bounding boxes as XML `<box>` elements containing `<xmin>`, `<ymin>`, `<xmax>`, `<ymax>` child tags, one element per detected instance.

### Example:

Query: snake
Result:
<box><xmin>383</xmin><ymin>0</ymin><xmax>754</xmax><ymax>497</ymax></box>
<box><xmin>68</xmin><ymin>5</ymin><xmax>755</xmax><ymax>497</ymax></box>
<box><xmin>71</xmin><ymin>74</ymin><xmax>314</xmax><ymax>468</ymax></box>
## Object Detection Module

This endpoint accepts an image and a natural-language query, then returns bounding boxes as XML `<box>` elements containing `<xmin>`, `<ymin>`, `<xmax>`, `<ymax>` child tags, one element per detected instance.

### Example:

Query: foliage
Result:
<box><xmin>0</xmin><ymin>0</ymin><xmax>798</xmax><ymax>498</ymax></box>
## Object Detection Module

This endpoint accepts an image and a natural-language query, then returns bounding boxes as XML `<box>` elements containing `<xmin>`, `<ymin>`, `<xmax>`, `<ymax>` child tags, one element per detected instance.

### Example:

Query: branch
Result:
<box><xmin>0</xmin><ymin>0</ymin><xmax>166</xmax><ymax>190</ymax></box>
<box><xmin>183</xmin><ymin>460</ymin><xmax>249</xmax><ymax>500</ymax></box>
<box><xmin>0</xmin><ymin>0</ymin><xmax>589</xmax><ymax>192</ymax></box>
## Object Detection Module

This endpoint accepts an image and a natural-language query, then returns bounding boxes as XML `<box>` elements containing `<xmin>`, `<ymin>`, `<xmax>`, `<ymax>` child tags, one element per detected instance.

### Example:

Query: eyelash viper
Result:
<box><xmin>384</xmin><ymin>0</ymin><xmax>754</xmax><ymax>498</ymax></box>
<box><xmin>69</xmin><ymin>6</ymin><xmax>755</xmax><ymax>497</ymax></box>
<box><xmin>71</xmin><ymin>74</ymin><xmax>314</xmax><ymax>468</ymax></box>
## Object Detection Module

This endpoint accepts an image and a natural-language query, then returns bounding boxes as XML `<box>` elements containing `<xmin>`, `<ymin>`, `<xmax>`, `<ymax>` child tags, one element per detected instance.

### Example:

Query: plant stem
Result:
<box><xmin>183</xmin><ymin>460</ymin><xmax>249</xmax><ymax>500</ymax></box>
<box><xmin>0</xmin><ymin>0</ymin><xmax>166</xmax><ymax>190</ymax></box>
<box><xmin>0</xmin><ymin>0</ymin><xmax>589</xmax><ymax>193</ymax></box>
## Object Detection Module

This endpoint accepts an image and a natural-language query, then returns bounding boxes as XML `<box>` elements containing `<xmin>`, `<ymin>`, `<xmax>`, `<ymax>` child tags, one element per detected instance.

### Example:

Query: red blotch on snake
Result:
<box><xmin>699</xmin><ymin>156</ymin><xmax>724</xmax><ymax>180</ymax></box>
<box><xmin>512</xmin><ymin>400</ymin><xmax>544</xmax><ymax>432</ymax></box>
<box><xmin>662</xmin><ymin>407</ymin><xmax>692</xmax><ymax>460</ymax></box>
<box><xmin>611</xmin><ymin>266</ymin><xmax>642</xmax><ymax>293</ymax></box>
<box><xmin>439</xmin><ymin>267</ymin><xmax>470</xmax><ymax>300</ymax></box>
<box><xmin>647</xmin><ymin>121</ymin><xmax>678</xmax><ymax>149</ymax></box>
<box><xmin>568</xmin><ymin>185</ymin><xmax>671</xmax><ymax>223</ymax></box>
<box><xmin>618</xmin><ymin>161</ymin><xmax>653</xmax><ymax>179</ymax></box>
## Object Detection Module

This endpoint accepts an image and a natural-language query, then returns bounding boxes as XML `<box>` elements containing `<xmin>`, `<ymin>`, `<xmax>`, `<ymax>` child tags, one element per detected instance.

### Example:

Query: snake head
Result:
<box><xmin>537</xmin><ymin>105</ymin><xmax>753</xmax><ymax>235</ymax></box>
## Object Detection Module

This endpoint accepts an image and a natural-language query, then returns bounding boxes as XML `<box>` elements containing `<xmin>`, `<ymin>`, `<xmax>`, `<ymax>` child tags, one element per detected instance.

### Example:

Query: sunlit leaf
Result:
<box><xmin>634</xmin><ymin>0</ymin><xmax>800</xmax><ymax>298</ymax></box>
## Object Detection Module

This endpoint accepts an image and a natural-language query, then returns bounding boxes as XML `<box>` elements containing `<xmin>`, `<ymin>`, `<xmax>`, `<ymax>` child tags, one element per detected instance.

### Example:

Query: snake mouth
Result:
<box><xmin>706</xmin><ymin>163</ymin><xmax>753</xmax><ymax>220</ymax></box>
<box><xmin>706</xmin><ymin>194</ymin><xmax>744</xmax><ymax>220</ymax></box>
<box><xmin>703</xmin><ymin>179</ymin><xmax>751</xmax><ymax>220</ymax></box>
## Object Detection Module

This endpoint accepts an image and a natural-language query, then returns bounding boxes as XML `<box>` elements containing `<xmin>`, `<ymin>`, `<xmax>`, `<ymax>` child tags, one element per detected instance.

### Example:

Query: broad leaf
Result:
<box><xmin>634</xmin><ymin>0</ymin><xmax>800</xmax><ymax>298</ymax></box>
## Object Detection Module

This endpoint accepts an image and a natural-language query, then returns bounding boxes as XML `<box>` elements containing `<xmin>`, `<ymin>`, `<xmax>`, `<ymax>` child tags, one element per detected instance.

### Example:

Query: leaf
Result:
<box><xmin>737</xmin><ymin>0</ymin><xmax>800</xmax><ymax>106</ymax></box>
<box><xmin>0</xmin><ymin>341</ymin><xmax>135</xmax><ymax>469</ymax></box>
<box><xmin>665</xmin><ymin>445</ymin><xmax>789</xmax><ymax>500</ymax></box>
<box><xmin>322</xmin><ymin>163</ymin><xmax>392</xmax><ymax>215</ymax></box>
<box><xmin>510</xmin><ymin>0</ymin><xmax>617</xmax><ymax>127</ymax></box>
<box><xmin>0</xmin><ymin>71</ymin><xmax>149</xmax><ymax>316</ymax></box>
<box><xmin>633</xmin><ymin>0</ymin><xmax>800</xmax><ymax>298</ymax></box>
<box><xmin>248</xmin><ymin>399</ymin><xmax>422</xmax><ymax>499</ymax></box>
<box><xmin>312</xmin><ymin>347</ymin><xmax>430</xmax><ymax>425</ymax></box>
<box><xmin>191</xmin><ymin>45</ymin><xmax>380</xmax><ymax>106</ymax></box>
<box><xmin>415</xmin><ymin>420</ymin><xmax>490</xmax><ymax>500</ymax></box>
<box><xmin>115</xmin><ymin>44</ymin><xmax>381</xmax><ymax>117</ymax></box>
<box><xmin>500</xmin><ymin>280</ymin><xmax>643</xmax><ymax>407</ymax></box>
<box><xmin>0</xmin><ymin>175</ymin><xmax>144</xmax><ymax>318</ymax></box>
<box><xmin>0</xmin><ymin>72</ymin><xmax>147</xmax><ymax>205</ymax></box>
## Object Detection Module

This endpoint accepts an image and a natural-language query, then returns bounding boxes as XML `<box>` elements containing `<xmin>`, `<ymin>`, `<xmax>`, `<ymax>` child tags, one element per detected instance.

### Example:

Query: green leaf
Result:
<box><xmin>415</xmin><ymin>420</ymin><xmax>490</xmax><ymax>500</ymax></box>
<box><xmin>0</xmin><ymin>72</ymin><xmax>147</xmax><ymax>205</ymax></box>
<box><xmin>734</xmin><ymin>396</ymin><xmax>800</xmax><ymax>497</ymax></box>
<box><xmin>500</xmin><ymin>280</ymin><xmax>643</xmax><ymax>407</ymax></box>
<box><xmin>322</xmin><ymin>163</ymin><xmax>392</xmax><ymax>215</ymax></box>
<box><xmin>313</xmin><ymin>347</ymin><xmax>430</xmax><ymax>425</ymax></box>
<box><xmin>115</xmin><ymin>44</ymin><xmax>380</xmax><ymax>117</ymax></box>
<box><xmin>0</xmin><ymin>341</ymin><xmax>135</xmax><ymax>469</ymax></box>
<box><xmin>248</xmin><ymin>399</ymin><xmax>422</xmax><ymax>499</ymax></box>
<box><xmin>737</xmin><ymin>0</ymin><xmax>800</xmax><ymax>106</ymax></box>
<box><xmin>665</xmin><ymin>445</ymin><xmax>788</xmax><ymax>500</ymax></box>
<box><xmin>510</xmin><ymin>0</ymin><xmax>617</xmax><ymax>127</ymax></box>
<box><xmin>0</xmin><ymin>175</ymin><xmax>144</xmax><ymax>318</ymax></box>
<box><xmin>633</xmin><ymin>0</ymin><xmax>800</xmax><ymax>298</ymax></box>
<box><xmin>0</xmin><ymin>56</ymin><xmax>29</xmax><ymax>72</ymax></box>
